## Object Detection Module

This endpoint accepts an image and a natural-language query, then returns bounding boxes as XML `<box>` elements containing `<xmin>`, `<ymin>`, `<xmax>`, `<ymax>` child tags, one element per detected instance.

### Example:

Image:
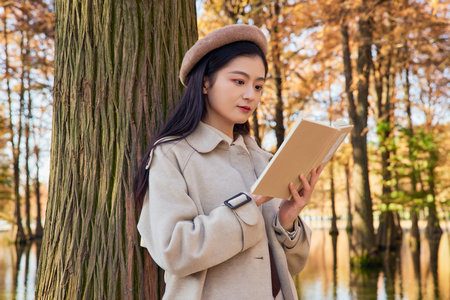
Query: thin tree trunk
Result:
<box><xmin>328</xmin><ymin>94</ymin><xmax>338</xmax><ymax>236</ymax></box>
<box><xmin>36</xmin><ymin>1</ymin><xmax>197</xmax><ymax>299</ymax></box>
<box><xmin>423</xmin><ymin>75</ymin><xmax>442</xmax><ymax>239</ymax></box>
<box><xmin>24</xmin><ymin>29</ymin><xmax>33</xmax><ymax>239</ymax></box>
<box><xmin>345</xmin><ymin>163</ymin><xmax>353</xmax><ymax>232</ymax></box>
<box><xmin>340</xmin><ymin>3</ymin><xmax>377</xmax><ymax>264</ymax></box>
<box><xmin>428</xmin><ymin>235</ymin><xmax>441</xmax><ymax>299</ymax></box>
<box><xmin>404</xmin><ymin>66</ymin><xmax>420</xmax><ymax>249</ymax></box>
<box><xmin>373</xmin><ymin>48</ymin><xmax>402</xmax><ymax>251</ymax></box>
<box><xmin>374</xmin><ymin>50</ymin><xmax>393</xmax><ymax>198</ymax></box>
<box><xmin>271</xmin><ymin>0</ymin><xmax>285</xmax><ymax>149</ymax></box>
<box><xmin>13</xmin><ymin>244</ymin><xmax>25</xmax><ymax>293</ymax></box>
<box><xmin>329</xmin><ymin>158</ymin><xmax>338</xmax><ymax>235</ymax></box>
<box><xmin>425</xmin><ymin>164</ymin><xmax>442</xmax><ymax>239</ymax></box>
<box><xmin>410</xmin><ymin>226</ymin><xmax>422</xmax><ymax>298</ymax></box>
<box><xmin>252</xmin><ymin>109</ymin><xmax>261</xmax><ymax>147</ymax></box>
<box><xmin>3</xmin><ymin>10</ymin><xmax>27</xmax><ymax>244</ymax></box>
<box><xmin>34</xmin><ymin>145</ymin><xmax>44</xmax><ymax>238</ymax></box>
<box><xmin>331</xmin><ymin>234</ymin><xmax>338</xmax><ymax>299</ymax></box>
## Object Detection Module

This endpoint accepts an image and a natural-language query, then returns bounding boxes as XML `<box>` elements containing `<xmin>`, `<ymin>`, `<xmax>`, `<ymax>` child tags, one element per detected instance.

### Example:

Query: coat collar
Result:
<box><xmin>185</xmin><ymin>122</ymin><xmax>273</xmax><ymax>176</ymax></box>
<box><xmin>185</xmin><ymin>122</ymin><xmax>227</xmax><ymax>153</ymax></box>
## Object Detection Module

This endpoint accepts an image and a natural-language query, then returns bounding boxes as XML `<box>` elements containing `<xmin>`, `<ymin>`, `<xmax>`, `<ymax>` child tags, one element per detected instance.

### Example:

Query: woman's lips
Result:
<box><xmin>237</xmin><ymin>106</ymin><xmax>251</xmax><ymax>113</ymax></box>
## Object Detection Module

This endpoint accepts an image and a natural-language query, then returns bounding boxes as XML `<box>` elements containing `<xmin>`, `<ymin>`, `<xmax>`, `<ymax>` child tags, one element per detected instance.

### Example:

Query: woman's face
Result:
<box><xmin>202</xmin><ymin>55</ymin><xmax>266</xmax><ymax>136</ymax></box>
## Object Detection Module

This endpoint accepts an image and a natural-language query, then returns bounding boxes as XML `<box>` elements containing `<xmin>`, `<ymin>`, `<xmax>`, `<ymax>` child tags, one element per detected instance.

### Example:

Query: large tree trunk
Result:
<box><xmin>35</xmin><ymin>1</ymin><xmax>197</xmax><ymax>299</ymax></box>
<box><xmin>340</xmin><ymin>3</ymin><xmax>377</xmax><ymax>265</ymax></box>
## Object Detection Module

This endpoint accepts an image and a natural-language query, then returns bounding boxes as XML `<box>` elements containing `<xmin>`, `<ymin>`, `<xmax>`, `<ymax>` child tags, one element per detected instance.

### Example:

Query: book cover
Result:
<box><xmin>251</xmin><ymin>119</ymin><xmax>353</xmax><ymax>199</ymax></box>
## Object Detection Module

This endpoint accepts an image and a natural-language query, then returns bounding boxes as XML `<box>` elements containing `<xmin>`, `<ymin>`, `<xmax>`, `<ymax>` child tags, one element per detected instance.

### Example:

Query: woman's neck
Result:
<box><xmin>202</xmin><ymin>117</ymin><xmax>234</xmax><ymax>139</ymax></box>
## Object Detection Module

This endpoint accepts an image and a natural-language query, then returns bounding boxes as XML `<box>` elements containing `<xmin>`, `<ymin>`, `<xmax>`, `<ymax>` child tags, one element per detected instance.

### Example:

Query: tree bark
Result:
<box><xmin>35</xmin><ymin>1</ymin><xmax>197</xmax><ymax>299</ymax></box>
<box><xmin>340</xmin><ymin>3</ymin><xmax>377</xmax><ymax>264</ymax></box>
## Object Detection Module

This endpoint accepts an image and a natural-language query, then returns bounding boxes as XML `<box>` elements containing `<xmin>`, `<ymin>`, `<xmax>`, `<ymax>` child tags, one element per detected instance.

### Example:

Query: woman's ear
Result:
<box><xmin>203</xmin><ymin>77</ymin><xmax>210</xmax><ymax>94</ymax></box>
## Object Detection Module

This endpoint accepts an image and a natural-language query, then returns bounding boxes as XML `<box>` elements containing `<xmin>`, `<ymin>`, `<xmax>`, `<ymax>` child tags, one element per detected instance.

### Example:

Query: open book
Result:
<box><xmin>251</xmin><ymin>119</ymin><xmax>353</xmax><ymax>199</ymax></box>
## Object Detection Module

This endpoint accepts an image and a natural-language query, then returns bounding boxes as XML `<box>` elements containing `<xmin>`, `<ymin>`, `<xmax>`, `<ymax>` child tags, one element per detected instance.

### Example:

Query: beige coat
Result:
<box><xmin>137</xmin><ymin>122</ymin><xmax>311</xmax><ymax>300</ymax></box>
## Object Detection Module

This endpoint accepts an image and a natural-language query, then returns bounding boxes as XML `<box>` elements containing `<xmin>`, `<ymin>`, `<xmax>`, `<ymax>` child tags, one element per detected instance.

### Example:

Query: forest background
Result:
<box><xmin>0</xmin><ymin>0</ymin><xmax>448</xmax><ymax>299</ymax></box>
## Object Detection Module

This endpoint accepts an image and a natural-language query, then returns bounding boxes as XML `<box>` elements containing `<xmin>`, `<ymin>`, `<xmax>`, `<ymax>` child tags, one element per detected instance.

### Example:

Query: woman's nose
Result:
<box><xmin>243</xmin><ymin>85</ymin><xmax>256</xmax><ymax>101</ymax></box>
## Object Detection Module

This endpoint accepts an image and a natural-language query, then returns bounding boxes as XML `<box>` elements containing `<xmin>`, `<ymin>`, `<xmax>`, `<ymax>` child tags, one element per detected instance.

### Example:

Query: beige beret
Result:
<box><xmin>179</xmin><ymin>24</ymin><xmax>268</xmax><ymax>86</ymax></box>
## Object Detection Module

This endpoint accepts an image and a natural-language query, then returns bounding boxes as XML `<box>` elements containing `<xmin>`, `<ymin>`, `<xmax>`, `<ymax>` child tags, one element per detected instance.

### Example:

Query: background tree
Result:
<box><xmin>35</xmin><ymin>0</ymin><xmax>197</xmax><ymax>299</ymax></box>
<box><xmin>201</xmin><ymin>0</ymin><xmax>319</xmax><ymax>151</ymax></box>
<box><xmin>0</xmin><ymin>105</ymin><xmax>12</xmax><ymax>217</ymax></box>
<box><xmin>2</xmin><ymin>3</ymin><xmax>27</xmax><ymax>243</ymax></box>
<box><xmin>371</xmin><ymin>1</ymin><xmax>402</xmax><ymax>252</ymax></box>
<box><xmin>339</xmin><ymin>0</ymin><xmax>377</xmax><ymax>265</ymax></box>
<box><xmin>199</xmin><ymin>0</ymin><xmax>448</xmax><ymax>263</ymax></box>
<box><xmin>1</xmin><ymin>0</ymin><xmax>54</xmax><ymax>242</ymax></box>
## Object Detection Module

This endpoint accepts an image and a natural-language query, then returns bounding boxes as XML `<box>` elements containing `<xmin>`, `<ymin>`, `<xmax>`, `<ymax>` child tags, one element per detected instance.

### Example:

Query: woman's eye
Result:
<box><xmin>255</xmin><ymin>85</ymin><xmax>263</xmax><ymax>91</ymax></box>
<box><xmin>234</xmin><ymin>79</ymin><xmax>245</xmax><ymax>85</ymax></box>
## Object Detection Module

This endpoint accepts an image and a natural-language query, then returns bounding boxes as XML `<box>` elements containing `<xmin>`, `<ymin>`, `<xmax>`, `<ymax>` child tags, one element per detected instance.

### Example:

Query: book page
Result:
<box><xmin>321</xmin><ymin>132</ymin><xmax>347</xmax><ymax>163</ymax></box>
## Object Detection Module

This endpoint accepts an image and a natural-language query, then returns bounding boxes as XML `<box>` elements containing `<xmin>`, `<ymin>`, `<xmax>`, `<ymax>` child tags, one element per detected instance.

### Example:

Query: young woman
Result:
<box><xmin>134</xmin><ymin>24</ymin><xmax>323</xmax><ymax>300</ymax></box>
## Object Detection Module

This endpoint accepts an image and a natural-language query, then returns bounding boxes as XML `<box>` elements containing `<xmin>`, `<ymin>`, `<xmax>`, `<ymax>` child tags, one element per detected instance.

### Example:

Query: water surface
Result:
<box><xmin>296</xmin><ymin>230</ymin><xmax>449</xmax><ymax>300</ymax></box>
<box><xmin>0</xmin><ymin>229</ymin><xmax>448</xmax><ymax>299</ymax></box>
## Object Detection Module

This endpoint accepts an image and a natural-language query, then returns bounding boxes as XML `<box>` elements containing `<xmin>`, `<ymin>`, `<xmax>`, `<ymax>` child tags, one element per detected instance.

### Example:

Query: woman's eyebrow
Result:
<box><xmin>228</xmin><ymin>71</ymin><xmax>265</xmax><ymax>82</ymax></box>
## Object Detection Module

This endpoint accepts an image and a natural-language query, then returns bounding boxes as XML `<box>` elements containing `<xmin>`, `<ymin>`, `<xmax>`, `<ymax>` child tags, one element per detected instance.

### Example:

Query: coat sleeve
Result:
<box><xmin>273</xmin><ymin>215</ymin><xmax>312</xmax><ymax>275</ymax></box>
<box><xmin>137</xmin><ymin>145</ymin><xmax>265</xmax><ymax>277</ymax></box>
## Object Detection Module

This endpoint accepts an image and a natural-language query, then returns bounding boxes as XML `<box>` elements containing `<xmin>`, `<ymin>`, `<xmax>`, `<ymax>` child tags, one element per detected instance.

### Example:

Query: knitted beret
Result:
<box><xmin>179</xmin><ymin>24</ymin><xmax>268</xmax><ymax>86</ymax></box>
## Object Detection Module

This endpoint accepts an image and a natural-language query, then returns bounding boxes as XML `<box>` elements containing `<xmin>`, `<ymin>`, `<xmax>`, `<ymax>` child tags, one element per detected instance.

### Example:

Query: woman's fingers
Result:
<box><xmin>309</xmin><ymin>165</ymin><xmax>324</xmax><ymax>188</ymax></box>
<box><xmin>317</xmin><ymin>165</ymin><xmax>324</xmax><ymax>175</ymax></box>
<box><xmin>289</xmin><ymin>182</ymin><xmax>301</xmax><ymax>200</ymax></box>
<box><xmin>311</xmin><ymin>167</ymin><xmax>317</xmax><ymax>177</ymax></box>
<box><xmin>299</xmin><ymin>174</ymin><xmax>311</xmax><ymax>191</ymax></box>
<box><xmin>289</xmin><ymin>182</ymin><xmax>308</xmax><ymax>211</ymax></box>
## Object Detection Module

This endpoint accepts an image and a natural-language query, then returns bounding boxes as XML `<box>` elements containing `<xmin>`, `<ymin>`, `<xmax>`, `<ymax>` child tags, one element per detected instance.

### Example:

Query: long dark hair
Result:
<box><xmin>133</xmin><ymin>41</ymin><xmax>268</xmax><ymax>212</ymax></box>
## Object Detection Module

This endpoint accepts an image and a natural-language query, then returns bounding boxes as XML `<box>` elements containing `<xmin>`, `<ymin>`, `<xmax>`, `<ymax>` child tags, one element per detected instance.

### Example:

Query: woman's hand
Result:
<box><xmin>278</xmin><ymin>165</ymin><xmax>324</xmax><ymax>231</ymax></box>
